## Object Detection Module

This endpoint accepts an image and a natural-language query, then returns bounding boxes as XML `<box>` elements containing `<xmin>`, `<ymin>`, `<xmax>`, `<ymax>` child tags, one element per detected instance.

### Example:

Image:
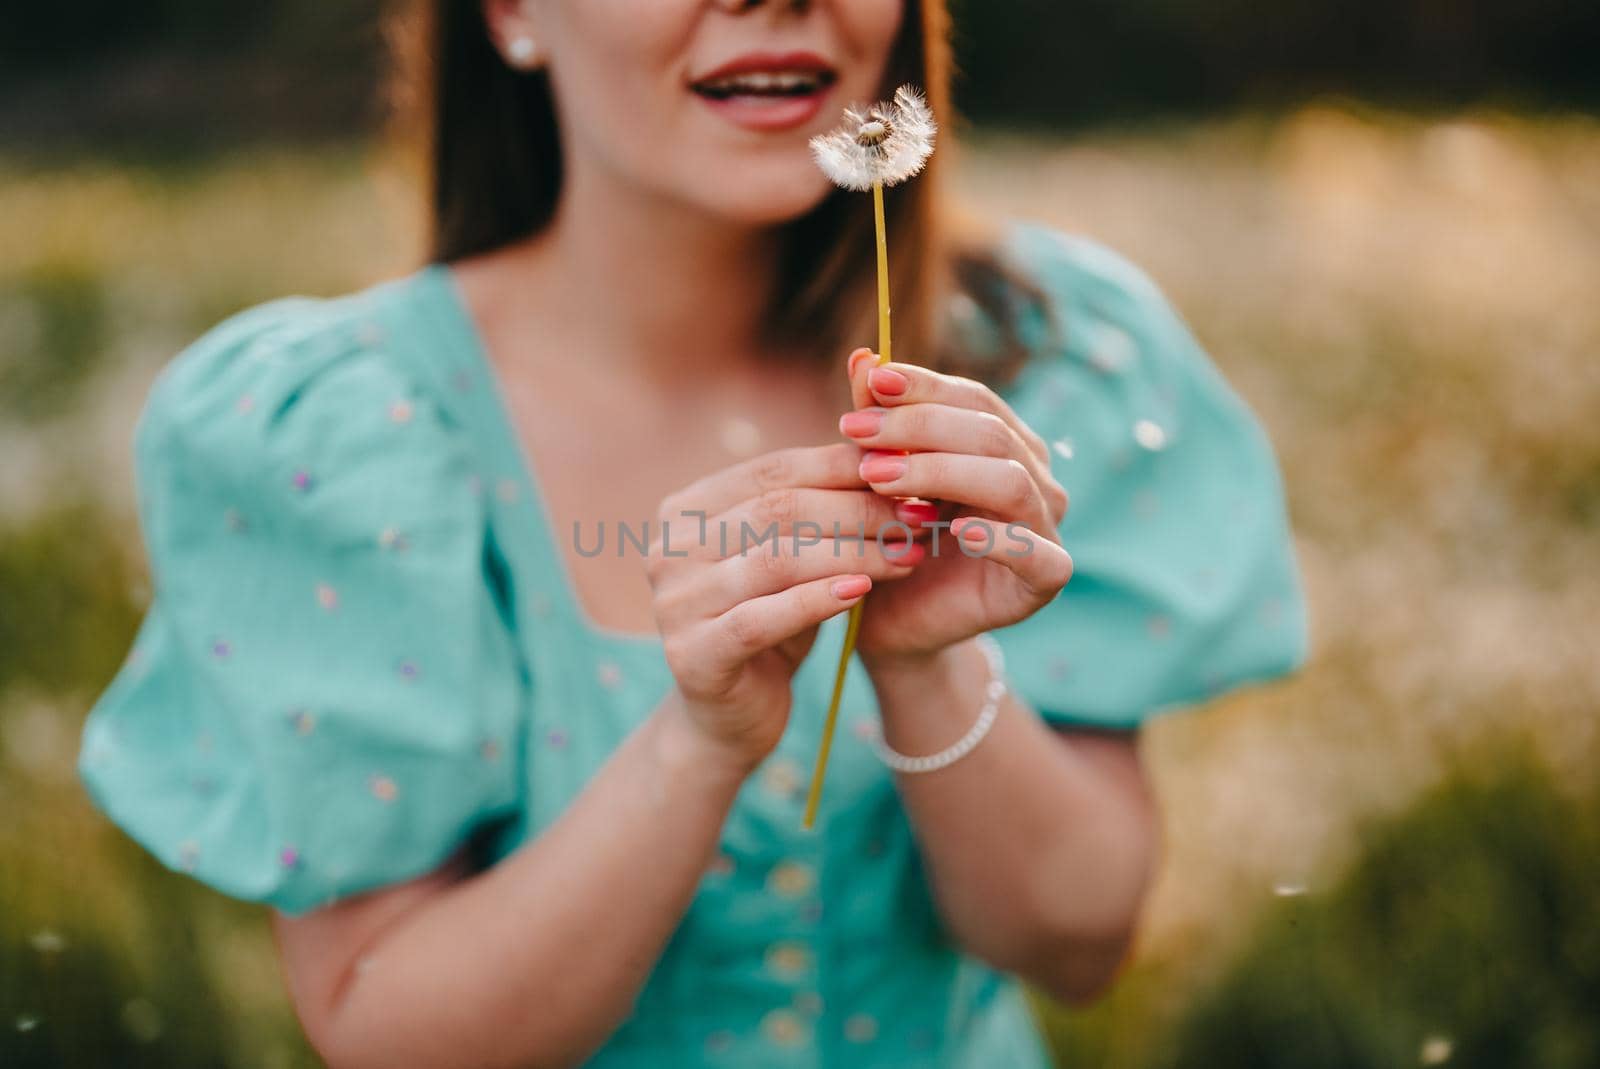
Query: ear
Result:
<box><xmin>482</xmin><ymin>0</ymin><xmax>543</xmax><ymax>68</ymax></box>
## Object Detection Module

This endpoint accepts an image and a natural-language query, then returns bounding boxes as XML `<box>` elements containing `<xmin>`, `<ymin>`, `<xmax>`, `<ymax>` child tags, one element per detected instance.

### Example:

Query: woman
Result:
<box><xmin>76</xmin><ymin>0</ymin><xmax>1307</xmax><ymax>1065</ymax></box>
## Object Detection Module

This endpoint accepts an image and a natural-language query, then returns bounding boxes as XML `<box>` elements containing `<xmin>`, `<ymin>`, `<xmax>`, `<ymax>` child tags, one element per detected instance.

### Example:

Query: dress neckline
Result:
<box><xmin>417</xmin><ymin>261</ymin><xmax>665</xmax><ymax>649</ymax></box>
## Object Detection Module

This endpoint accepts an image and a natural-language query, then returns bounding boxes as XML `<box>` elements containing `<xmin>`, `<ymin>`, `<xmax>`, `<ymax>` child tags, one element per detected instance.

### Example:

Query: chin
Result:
<box><xmin>692</xmin><ymin>168</ymin><xmax>836</xmax><ymax>227</ymax></box>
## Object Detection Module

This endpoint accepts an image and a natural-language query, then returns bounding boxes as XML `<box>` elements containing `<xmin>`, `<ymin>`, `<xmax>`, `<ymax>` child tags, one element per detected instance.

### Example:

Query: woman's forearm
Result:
<box><xmin>863</xmin><ymin>638</ymin><xmax>1160</xmax><ymax>1005</ymax></box>
<box><xmin>318</xmin><ymin>694</ymin><xmax>752</xmax><ymax>1069</ymax></box>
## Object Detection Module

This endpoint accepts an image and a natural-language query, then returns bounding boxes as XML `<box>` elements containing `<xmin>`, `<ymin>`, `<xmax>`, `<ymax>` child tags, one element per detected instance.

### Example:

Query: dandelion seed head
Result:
<box><xmin>811</xmin><ymin>85</ymin><xmax>936</xmax><ymax>191</ymax></box>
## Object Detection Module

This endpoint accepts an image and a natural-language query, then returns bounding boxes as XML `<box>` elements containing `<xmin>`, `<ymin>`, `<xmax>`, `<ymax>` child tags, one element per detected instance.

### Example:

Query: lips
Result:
<box><xmin>688</xmin><ymin>50</ymin><xmax>839</xmax><ymax>100</ymax></box>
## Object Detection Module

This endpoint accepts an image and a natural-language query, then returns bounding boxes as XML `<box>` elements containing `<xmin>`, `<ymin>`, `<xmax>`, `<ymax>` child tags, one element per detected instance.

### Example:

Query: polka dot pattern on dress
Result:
<box><xmin>1133</xmin><ymin>419</ymin><xmax>1169</xmax><ymax>452</ymax></box>
<box><xmin>761</xmin><ymin>1008</ymin><xmax>808</xmax><ymax>1047</ymax></box>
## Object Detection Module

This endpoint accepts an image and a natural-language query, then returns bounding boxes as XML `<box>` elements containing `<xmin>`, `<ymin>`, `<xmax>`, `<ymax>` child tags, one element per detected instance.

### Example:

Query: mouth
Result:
<box><xmin>690</xmin><ymin>68</ymin><xmax>838</xmax><ymax>101</ymax></box>
<box><xmin>688</xmin><ymin>51</ymin><xmax>839</xmax><ymax>126</ymax></box>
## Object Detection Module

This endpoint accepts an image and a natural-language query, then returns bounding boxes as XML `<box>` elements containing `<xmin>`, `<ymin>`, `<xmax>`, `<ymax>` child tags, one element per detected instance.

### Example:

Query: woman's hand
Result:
<box><xmin>838</xmin><ymin>349</ymin><xmax>1074</xmax><ymax>668</ymax></box>
<box><xmin>647</xmin><ymin>444</ymin><xmax>926</xmax><ymax>771</ymax></box>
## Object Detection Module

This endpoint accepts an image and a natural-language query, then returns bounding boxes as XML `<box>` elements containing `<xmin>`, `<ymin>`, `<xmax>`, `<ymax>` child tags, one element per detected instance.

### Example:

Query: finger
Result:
<box><xmin>658</xmin><ymin>444</ymin><xmax>867</xmax><ymax>530</ymax></box>
<box><xmin>846</xmin><ymin>347</ymin><xmax>878</xmax><ymax>412</ymax></box>
<box><xmin>866</xmin><ymin>363</ymin><xmax>1050</xmax><ymax>465</ymax></box>
<box><xmin>842</xmin><ymin>403</ymin><xmax>1066</xmax><ymax>524</ymax></box>
<box><xmin>949</xmin><ymin>517</ymin><xmax>1074</xmax><ymax>602</ymax></box>
<box><xmin>894</xmin><ymin>497</ymin><xmax>944</xmax><ymax>529</ymax></box>
<box><xmin>668</xmin><ymin>486</ymin><xmax>919</xmax><ymax>563</ymax></box>
<box><xmin>654</xmin><ymin>537</ymin><xmax>923</xmax><ymax>629</ymax></box>
<box><xmin>705</xmin><ymin>573</ymin><xmax>874</xmax><ymax>666</ymax></box>
<box><xmin>859</xmin><ymin>450</ymin><xmax>1059</xmax><ymax>531</ymax></box>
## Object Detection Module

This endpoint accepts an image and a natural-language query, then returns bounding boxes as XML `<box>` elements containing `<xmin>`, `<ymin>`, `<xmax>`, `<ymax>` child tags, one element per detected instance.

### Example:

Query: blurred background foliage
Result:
<box><xmin>3</xmin><ymin>1</ymin><xmax>1599</xmax><ymax>1066</ymax></box>
<box><xmin>3</xmin><ymin>0</ymin><xmax>1600</xmax><ymax>149</ymax></box>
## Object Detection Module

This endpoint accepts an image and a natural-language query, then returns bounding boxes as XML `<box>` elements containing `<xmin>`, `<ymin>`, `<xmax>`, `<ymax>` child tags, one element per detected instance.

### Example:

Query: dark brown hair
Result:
<box><xmin>384</xmin><ymin>0</ymin><xmax>1047</xmax><ymax>381</ymax></box>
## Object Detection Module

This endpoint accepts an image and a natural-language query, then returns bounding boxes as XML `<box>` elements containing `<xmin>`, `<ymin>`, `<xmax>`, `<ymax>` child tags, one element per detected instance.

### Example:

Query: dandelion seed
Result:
<box><xmin>30</xmin><ymin>930</ymin><xmax>65</xmax><ymax>954</ymax></box>
<box><xmin>810</xmin><ymin>86</ymin><xmax>937</xmax><ymax>192</ymax></box>
<box><xmin>1420</xmin><ymin>1035</ymin><xmax>1454</xmax><ymax>1065</ymax></box>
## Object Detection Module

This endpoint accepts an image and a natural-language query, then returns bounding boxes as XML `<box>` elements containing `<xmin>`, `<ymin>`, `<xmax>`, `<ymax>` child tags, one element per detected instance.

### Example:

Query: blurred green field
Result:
<box><xmin>3</xmin><ymin>105</ymin><xmax>1598</xmax><ymax>1066</ymax></box>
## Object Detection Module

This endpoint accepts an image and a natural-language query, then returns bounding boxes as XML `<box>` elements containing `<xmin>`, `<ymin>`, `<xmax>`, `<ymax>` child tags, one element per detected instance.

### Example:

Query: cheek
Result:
<box><xmin>817</xmin><ymin>0</ymin><xmax>907</xmax><ymax>136</ymax></box>
<box><xmin>547</xmin><ymin>1</ymin><xmax>697</xmax><ymax>168</ymax></box>
<box><xmin>838</xmin><ymin>0</ymin><xmax>906</xmax><ymax>89</ymax></box>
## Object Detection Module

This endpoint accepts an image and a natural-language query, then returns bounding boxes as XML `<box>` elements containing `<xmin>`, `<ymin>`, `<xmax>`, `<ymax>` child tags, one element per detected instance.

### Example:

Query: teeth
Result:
<box><xmin>695</xmin><ymin>70</ymin><xmax>825</xmax><ymax>96</ymax></box>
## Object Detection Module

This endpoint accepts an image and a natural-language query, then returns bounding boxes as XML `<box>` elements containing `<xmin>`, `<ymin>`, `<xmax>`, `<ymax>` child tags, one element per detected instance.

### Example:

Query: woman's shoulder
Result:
<box><xmin>143</xmin><ymin>269</ymin><xmax>436</xmax><ymax>430</ymax></box>
<box><xmin>134</xmin><ymin>268</ymin><xmax>469</xmax><ymax>512</ymax></box>
<box><xmin>989</xmin><ymin>217</ymin><xmax>1190</xmax><ymax>370</ymax></box>
<box><xmin>83</xmin><ymin>269</ymin><xmax>522</xmax><ymax>915</ymax></box>
<box><xmin>977</xmin><ymin>219</ymin><xmax>1309</xmax><ymax>725</ymax></box>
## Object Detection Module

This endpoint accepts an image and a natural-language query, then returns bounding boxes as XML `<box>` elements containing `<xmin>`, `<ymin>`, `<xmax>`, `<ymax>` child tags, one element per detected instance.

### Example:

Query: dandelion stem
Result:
<box><xmin>873</xmin><ymin>179</ymin><xmax>892</xmax><ymax>362</ymax></box>
<box><xmin>803</xmin><ymin>180</ymin><xmax>892</xmax><ymax>831</ymax></box>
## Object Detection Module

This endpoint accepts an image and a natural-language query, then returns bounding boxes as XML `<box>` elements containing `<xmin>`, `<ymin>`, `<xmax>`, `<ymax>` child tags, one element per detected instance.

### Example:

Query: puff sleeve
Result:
<box><xmin>77</xmin><ymin>296</ymin><xmax>526</xmax><ymax>916</ymax></box>
<box><xmin>986</xmin><ymin>222</ymin><xmax>1309</xmax><ymax>728</ymax></box>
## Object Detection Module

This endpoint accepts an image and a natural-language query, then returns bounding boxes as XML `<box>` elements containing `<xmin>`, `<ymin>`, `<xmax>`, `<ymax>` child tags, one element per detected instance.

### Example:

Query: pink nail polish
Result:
<box><xmin>839</xmin><ymin>409</ymin><xmax>884</xmax><ymax>438</ymax></box>
<box><xmin>885</xmin><ymin>540</ymin><xmax>926</xmax><ymax>566</ymax></box>
<box><xmin>831</xmin><ymin>575</ymin><xmax>871</xmax><ymax>600</ymax></box>
<box><xmin>869</xmin><ymin>366</ymin><xmax>909</xmax><ymax>397</ymax></box>
<box><xmin>955</xmin><ymin>519</ymin><xmax>988</xmax><ymax>541</ymax></box>
<box><xmin>860</xmin><ymin>455</ymin><xmax>907</xmax><ymax>483</ymax></box>
<box><xmin>896</xmin><ymin>499</ymin><xmax>939</xmax><ymax>525</ymax></box>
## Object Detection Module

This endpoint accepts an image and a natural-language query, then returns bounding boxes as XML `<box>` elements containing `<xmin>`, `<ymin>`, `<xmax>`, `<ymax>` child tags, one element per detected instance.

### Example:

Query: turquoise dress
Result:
<box><xmin>77</xmin><ymin>219</ymin><xmax>1307</xmax><ymax>1067</ymax></box>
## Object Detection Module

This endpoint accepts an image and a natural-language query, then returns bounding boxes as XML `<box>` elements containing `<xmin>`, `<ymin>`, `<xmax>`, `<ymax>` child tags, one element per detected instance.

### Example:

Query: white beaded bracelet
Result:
<box><xmin>870</xmin><ymin>635</ymin><xmax>1006</xmax><ymax>774</ymax></box>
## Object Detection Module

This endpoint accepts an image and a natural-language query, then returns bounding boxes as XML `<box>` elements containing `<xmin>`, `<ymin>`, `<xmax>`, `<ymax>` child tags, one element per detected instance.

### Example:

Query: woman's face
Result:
<box><xmin>489</xmin><ymin>0</ymin><xmax>905</xmax><ymax>225</ymax></box>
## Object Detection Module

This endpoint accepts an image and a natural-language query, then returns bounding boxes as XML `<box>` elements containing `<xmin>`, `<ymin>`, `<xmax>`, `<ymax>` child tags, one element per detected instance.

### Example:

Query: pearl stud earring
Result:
<box><xmin>507</xmin><ymin>35</ymin><xmax>539</xmax><ymax>69</ymax></box>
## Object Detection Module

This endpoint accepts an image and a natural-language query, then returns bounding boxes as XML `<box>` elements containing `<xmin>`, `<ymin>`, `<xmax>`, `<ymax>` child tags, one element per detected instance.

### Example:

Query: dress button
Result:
<box><xmin>761</xmin><ymin>1008</ymin><xmax>809</xmax><ymax>1047</ymax></box>
<box><xmin>764</xmin><ymin>941</ymin><xmax>812</xmax><ymax>979</ymax></box>
<box><xmin>844</xmin><ymin>1013</ymin><xmax>879</xmax><ymax>1043</ymax></box>
<box><xmin>766</xmin><ymin>860</ymin><xmax>816</xmax><ymax>898</ymax></box>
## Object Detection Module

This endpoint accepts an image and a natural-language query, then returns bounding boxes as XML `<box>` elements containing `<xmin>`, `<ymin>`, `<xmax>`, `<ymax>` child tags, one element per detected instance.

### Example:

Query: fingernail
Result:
<box><xmin>831</xmin><ymin>575</ymin><xmax>871</xmax><ymax>600</ymax></box>
<box><xmin>839</xmin><ymin>409</ymin><xmax>885</xmax><ymax>438</ymax></box>
<box><xmin>955</xmin><ymin>519</ymin><xmax>989</xmax><ymax>541</ymax></box>
<box><xmin>896</xmin><ymin>499</ymin><xmax>939</xmax><ymax>525</ymax></box>
<box><xmin>869</xmin><ymin>366</ymin><xmax>909</xmax><ymax>397</ymax></box>
<box><xmin>885</xmin><ymin>540</ymin><xmax>926</xmax><ymax>566</ymax></box>
<box><xmin>860</xmin><ymin>455</ymin><xmax>907</xmax><ymax>483</ymax></box>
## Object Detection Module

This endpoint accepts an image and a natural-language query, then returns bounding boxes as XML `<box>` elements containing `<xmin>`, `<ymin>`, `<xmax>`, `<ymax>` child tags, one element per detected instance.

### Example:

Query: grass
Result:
<box><xmin>2</xmin><ymin>103</ymin><xmax>1597</xmax><ymax>1064</ymax></box>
